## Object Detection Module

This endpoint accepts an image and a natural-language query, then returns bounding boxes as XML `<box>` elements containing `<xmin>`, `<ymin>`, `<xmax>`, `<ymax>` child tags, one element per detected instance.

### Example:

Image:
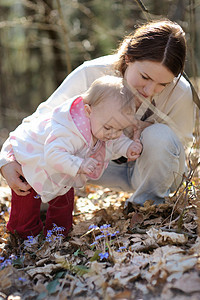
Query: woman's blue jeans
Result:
<box><xmin>89</xmin><ymin>123</ymin><xmax>186</xmax><ymax>206</ymax></box>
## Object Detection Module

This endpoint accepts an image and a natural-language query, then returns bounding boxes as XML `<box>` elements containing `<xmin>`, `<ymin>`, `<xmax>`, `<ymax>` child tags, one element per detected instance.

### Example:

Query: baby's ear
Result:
<box><xmin>84</xmin><ymin>104</ymin><xmax>91</xmax><ymax>118</ymax></box>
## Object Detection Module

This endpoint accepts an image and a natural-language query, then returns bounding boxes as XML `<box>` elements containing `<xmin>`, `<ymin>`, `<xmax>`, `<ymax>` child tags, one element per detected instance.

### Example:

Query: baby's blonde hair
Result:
<box><xmin>83</xmin><ymin>75</ymin><xmax>135</xmax><ymax>115</ymax></box>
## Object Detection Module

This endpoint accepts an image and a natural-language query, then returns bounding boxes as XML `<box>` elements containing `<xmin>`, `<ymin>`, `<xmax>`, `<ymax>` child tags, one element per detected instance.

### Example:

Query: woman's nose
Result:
<box><xmin>143</xmin><ymin>81</ymin><xmax>157</xmax><ymax>97</ymax></box>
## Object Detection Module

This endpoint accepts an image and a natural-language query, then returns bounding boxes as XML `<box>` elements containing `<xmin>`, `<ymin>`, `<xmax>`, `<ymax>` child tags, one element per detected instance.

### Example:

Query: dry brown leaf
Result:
<box><xmin>141</xmin><ymin>244</ymin><xmax>198</xmax><ymax>285</ymax></box>
<box><xmin>172</xmin><ymin>272</ymin><xmax>200</xmax><ymax>293</ymax></box>
<box><xmin>189</xmin><ymin>237</ymin><xmax>200</xmax><ymax>254</ymax></box>
<box><xmin>147</xmin><ymin>228</ymin><xmax>188</xmax><ymax>245</ymax></box>
<box><xmin>183</xmin><ymin>222</ymin><xmax>197</xmax><ymax>233</ymax></box>
<box><xmin>143</xmin><ymin>216</ymin><xmax>162</xmax><ymax>226</ymax></box>
<box><xmin>84</xmin><ymin>249</ymin><xmax>95</xmax><ymax>258</ymax></box>
<box><xmin>35</xmin><ymin>257</ymin><xmax>49</xmax><ymax>267</ymax></box>
<box><xmin>143</xmin><ymin>258</ymin><xmax>168</xmax><ymax>285</ymax></box>
<box><xmin>130</xmin><ymin>212</ymin><xmax>144</xmax><ymax>227</ymax></box>
<box><xmin>152</xmin><ymin>245</ymin><xmax>185</xmax><ymax>258</ymax></box>
<box><xmin>33</xmin><ymin>281</ymin><xmax>47</xmax><ymax>294</ymax></box>
<box><xmin>111</xmin><ymin>251</ymin><xmax>129</xmax><ymax>264</ymax></box>
<box><xmin>113</xmin><ymin>266</ymin><xmax>141</xmax><ymax>286</ymax></box>
<box><xmin>0</xmin><ymin>266</ymin><xmax>13</xmax><ymax>290</ymax></box>
<box><xmin>165</xmin><ymin>255</ymin><xmax>197</xmax><ymax>276</ymax></box>
<box><xmin>0</xmin><ymin>237</ymin><xmax>7</xmax><ymax>243</ymax></box>
<box><xmin>55</xmin><ymin>290</ymin><xmax>68</xmax><ymax>300</ymax></box>
<box><xmin>26</xmin><ymin>263</ymin><xmax>62</xmax><ymax>278</ymax></box>
<box><xmin>130</xmin><ymin>237</ymin><xmax>158</xmax><ymax>252</ymax></box>
<box><xmin>114</xmin><ymin>289</ymin><xmax>132</xmax><ymax>299</ymax></box>
<box><xmin>72</xmin><ymin>280</ymin><xmax>88</xmax><ymax>296</ymax></box>
<box><xmin>135</xmin><ymin>282</ymin><xmax>149</xmax><ymax>295</ymax></box>
<box><xmin>0</xmin><ymin>277</ymin><xmax>12</xmax><ymax>291</ymax></box>
<box><xmin>35</xmin><ymin>242</ymin><xmax>52</xmax><ymax>259</ymax></box>
<box><xmin>70</xmin><ymin>220</ymin><xmax>97</xmax><ymax>236</ymax></box>
<box><xmin>115</xmin><ymin>219</ymin><xmax>130</xmax><ymax>234</ymax></box>
<box><xmin>139</xmin><ymin>200</ymin><xmax>156</xmax><ymax>213</ymax></box>
<box><xmin>69</xmin><ymin>236</ymin><xmax>88</xmax><ymax>248</ymax></box>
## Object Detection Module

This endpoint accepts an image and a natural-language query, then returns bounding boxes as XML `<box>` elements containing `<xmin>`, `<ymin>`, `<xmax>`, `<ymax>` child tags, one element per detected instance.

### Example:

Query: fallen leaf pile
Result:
<box><xmin>0</xmin><ymin>175</ymin><xmax>200</xmax><ymax>299</ymax></box>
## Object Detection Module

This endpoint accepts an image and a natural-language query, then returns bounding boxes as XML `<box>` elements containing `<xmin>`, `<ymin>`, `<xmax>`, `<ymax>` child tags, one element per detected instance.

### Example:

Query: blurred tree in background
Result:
<box><xmin>0</xmin><ymin>0</ymin><xmax>199</xmax><ymax>141</ymax></box>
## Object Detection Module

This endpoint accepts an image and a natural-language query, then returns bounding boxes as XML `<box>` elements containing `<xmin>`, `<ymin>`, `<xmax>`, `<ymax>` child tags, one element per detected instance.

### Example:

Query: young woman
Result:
<box><xmin>0</xmin><ymin>19</ymin><xmax>196</xmax><ymax>211</ymax></box>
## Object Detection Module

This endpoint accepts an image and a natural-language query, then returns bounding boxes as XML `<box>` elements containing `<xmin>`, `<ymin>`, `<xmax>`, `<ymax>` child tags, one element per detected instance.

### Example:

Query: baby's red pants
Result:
<box><xmin>7</xmin><ymin>188</ymin><xmax>74</xmax><ymax>239</ymax></box>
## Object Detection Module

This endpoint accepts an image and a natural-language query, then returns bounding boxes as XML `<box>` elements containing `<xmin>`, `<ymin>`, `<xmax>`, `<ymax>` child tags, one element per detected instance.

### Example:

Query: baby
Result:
<box><xmin>4</xmin><ymin>75</ymin><xmax>142</xmax><ymax>238</ymax></box>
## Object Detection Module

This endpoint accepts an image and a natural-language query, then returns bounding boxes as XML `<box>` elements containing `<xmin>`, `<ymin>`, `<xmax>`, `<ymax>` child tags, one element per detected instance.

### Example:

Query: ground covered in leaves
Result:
<box><xmin>0</xmin><ymin>174</ymin><xmax>200</xmax><ymax>300</ymax></box>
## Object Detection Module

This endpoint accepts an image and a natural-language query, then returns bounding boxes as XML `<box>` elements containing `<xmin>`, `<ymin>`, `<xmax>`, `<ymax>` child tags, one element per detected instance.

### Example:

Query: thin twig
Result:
<box><xmin>134</xmin><ymin>0</ymin><xmax>152</xmax><ymax>21</ymax></box>
<box><xmin>56</xmin><ymin>0</ymin><xmax>72</xmax><ymax>74</ymax></box>
<box><xmin>168</xmin><ymin>161</ymin><xmax>200</xmax><ymax>228</ymax></box>
<box><xmin>0</xmin><ymin>18</ymin><xmax>60</xmax><ymax>32</ymax></box>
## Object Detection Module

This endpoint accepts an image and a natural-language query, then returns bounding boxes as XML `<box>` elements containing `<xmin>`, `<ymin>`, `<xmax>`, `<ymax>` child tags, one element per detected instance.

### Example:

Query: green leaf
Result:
<box><xmin>12</xmin><ymin>256</ymin><xmax>25</xmax><ymax>267</ymax></box>
<box><xmin>36</xmin><ymin>292</ymin><xmax>48</xmax><ymax>300</ymax></box>
<box><xmin>73</xmin><ymin>265</ymin><xmax>89</xmax><ymax>276</ymax></box>
<box><xmin>73</xmin><ymin>249</ymin><xmax>85</xmax><ymax>257</ymax></box>
<box><xmin>54</xmin><ymin>271</ymin><xmax>66</xmax><ymax>279</ymax></box>
<box><xmin>90</xmin><ymin>250</ymin><xmax>101</xmax><ymax>262</ymax></box>
<box><xmin>46</xmin><ymin>279</ymin><xmax>60</xmax><ymax>295</ymax></box>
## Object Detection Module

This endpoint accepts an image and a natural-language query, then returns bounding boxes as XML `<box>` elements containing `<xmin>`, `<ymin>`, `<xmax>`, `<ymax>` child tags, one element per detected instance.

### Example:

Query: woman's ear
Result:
<box><xmin>125</xmin><ymin>55</ymin><xmax>130</xmax><ymax>65</ymax></box>
<box><xmin>84</xmin><ymin>104</ymin><xmax>91</xmax><ymax>118</ymax></box>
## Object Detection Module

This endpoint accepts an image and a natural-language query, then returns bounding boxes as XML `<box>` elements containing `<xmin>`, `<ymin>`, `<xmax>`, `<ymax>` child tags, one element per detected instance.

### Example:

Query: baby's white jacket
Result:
<box><xmin>7</xmin><ymin>96</ymin><xmax>133</xmax><ymax>202</ymax></box>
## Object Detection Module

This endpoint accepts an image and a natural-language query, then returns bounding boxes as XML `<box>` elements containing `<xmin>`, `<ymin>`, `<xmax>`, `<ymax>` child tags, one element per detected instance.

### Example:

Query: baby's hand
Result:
<box><xmin>126</xmin><ymin>139</ymin><xmax>143</xmax><ymax>161</ymax></box>
<box><xmin>78</xmin><ymin>157</ymin><xmax>99</xmax><ymax>175</ymax></box>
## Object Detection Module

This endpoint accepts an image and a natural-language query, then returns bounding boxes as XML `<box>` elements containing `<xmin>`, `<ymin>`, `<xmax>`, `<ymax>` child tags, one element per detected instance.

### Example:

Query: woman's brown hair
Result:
<box><xmin>114</xmin><ymin>19</ymin><xmax>186</xmax><ymax>77</ymax></box>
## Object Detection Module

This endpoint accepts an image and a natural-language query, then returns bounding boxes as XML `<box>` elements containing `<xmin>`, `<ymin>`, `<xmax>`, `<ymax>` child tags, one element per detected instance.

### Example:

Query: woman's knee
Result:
<box><xmin>141</xmin><ymin>123</ymin><xmax>183</xmax><ymax>157</ymax></box>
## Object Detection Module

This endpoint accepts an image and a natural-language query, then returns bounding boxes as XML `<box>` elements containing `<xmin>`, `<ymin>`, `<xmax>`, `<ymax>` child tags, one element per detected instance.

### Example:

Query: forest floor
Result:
<box><xmin>0</xmin><ymin>77</ymin><xmax>200</xmax><ymax>299</ymax></box>
<box><xmin>0</xmin><ymin>158</ymin><xmax>200</xmax><ymax>300</ymax></box>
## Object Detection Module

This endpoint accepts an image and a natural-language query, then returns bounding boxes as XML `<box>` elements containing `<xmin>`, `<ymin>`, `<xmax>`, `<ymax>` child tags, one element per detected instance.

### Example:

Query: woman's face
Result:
<box><xmin>124</xmin><ymin>60</ymin><xmax>175</xmax><ymax>99</ymax></box>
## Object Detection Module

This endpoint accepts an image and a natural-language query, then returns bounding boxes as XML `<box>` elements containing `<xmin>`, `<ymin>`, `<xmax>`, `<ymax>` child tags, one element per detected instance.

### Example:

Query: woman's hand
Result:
<box><xmin>126</xmin><ymin>139</ymin><xmax>143</xmax><ymax>161</ymax></box>
<box><xmin>78</xmin><ymin>158</ymin><xmax>99</xmax><ymax>175</ymax></box>
<box><xmin>1</xmin><ymin>161</ymin><xmax>31</xmax><ymax>196</ymax></box>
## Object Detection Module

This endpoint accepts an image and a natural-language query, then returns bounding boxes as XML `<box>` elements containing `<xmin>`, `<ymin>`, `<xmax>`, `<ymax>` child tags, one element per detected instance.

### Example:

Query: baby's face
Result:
<box><xmin>86</xmin><ymin>97</ymin><xmax>134</xmax><ymax>142</ymax></box>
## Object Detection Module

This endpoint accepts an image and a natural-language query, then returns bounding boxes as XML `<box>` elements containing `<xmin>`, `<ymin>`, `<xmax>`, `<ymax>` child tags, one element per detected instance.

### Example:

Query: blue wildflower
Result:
<box><xmin>117</xmin><ymin>246</ymin><xmax>126</xmax><ymax>252</ymax></box>
<box><xmin>111</xmin><ymin>233</ymin><xmax>116</xmax><ymax>237</ymax></box>
<box><xmin>45</xmin><ymin>230</ymin><xmax>53</xmax><ymax>242</ymax></box>
<box><xmin>104</xmin><ymin>231</ymin><xmax>111</xmax><ymax>237</ymax></box>
<box><xmin>9</xmin><ymin>254</ymin><xmax>17</xmax><ymax>260</ymax></box>
<box><xmin>89</xmin><ymin>224</ymin><xmax>98</xmax><ymax>230</ymax></box>
<box><xmin>99</xmin><ymin>252</ymin><xmax>109</xmax><ymax>260</ymax></box>
<box><xmin>34</xmin><ymin>194</ymin><xmax>41</xmax><ymax>199</ymax></box>
<box><xmin>90</xmin><ymin>241</ymin><xmax>97</xmax><ymax>246</ymax></box>
<box><xmin>111</xmin><ymin>230</ymin><xmax>119</xmax><ymax>237</ymax></box>
<box><xmin>46</xmin><ymin>238</ymin><xmax>52</xmax><ymax>243</ymax></box>
<box><xmin>57</xmin><ymin>233</ymin><xmax>65</xmax><ymax>237</ymax></box>
<box><xmin>54</xmin><ymin>233</ymin><xmax>65</xmax><ymax>241</ymax></box>
<box><xmin>46</xmin><ymin>230</ymin><xmax>53</xmax><ymax>237</ymax></box>
<box><xmin>95</xmin><ymin>234</ymin><xmax>105</xmax><ymax>240</ymax></box>
<box><xmin>1</xmin><ymin>259</ymin><xmax>12</xmax><ymax>268</ymax></box>
<box><xmin>27</xmin><ymin>235</ymin><xmax>34</xmax><ymax>243</ymax></box>
<box><xmin>52</xmin><ymin>224</ymin><xmax>65</xmax><ymax>232</ymax></box>
<box><xmin>0</xmin><ymin>254</ymin><xmax>18</xmax><ymax>269</ymax></box>
<box><xmin>18</xmin><ymin>277</ymin><xmax>27</xmax><ymax>282</ymax></box>
<box><xmin>100</xmin><ymin>224</ymin><xmax>111</xmax><ymax>230</ymax></box>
